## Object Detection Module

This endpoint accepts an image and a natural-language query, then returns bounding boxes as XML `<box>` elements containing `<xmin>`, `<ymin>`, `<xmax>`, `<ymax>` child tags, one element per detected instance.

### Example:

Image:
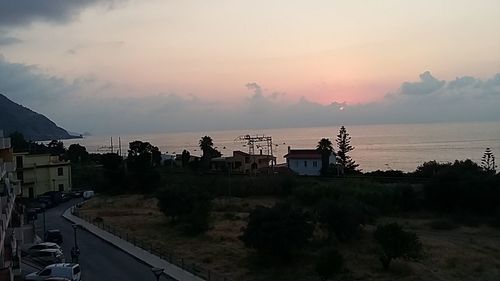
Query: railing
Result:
<box><xmin>71</xmin><ymin>207</ymin><xmax>234</xmax><ymax>281</ymax></box>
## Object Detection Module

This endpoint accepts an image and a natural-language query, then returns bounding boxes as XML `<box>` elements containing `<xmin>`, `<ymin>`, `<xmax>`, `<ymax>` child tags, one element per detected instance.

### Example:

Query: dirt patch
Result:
<box><xmin>80</xmin><ymin>195</ymin><xmax>500</xmax><ymax>281</ymax></box>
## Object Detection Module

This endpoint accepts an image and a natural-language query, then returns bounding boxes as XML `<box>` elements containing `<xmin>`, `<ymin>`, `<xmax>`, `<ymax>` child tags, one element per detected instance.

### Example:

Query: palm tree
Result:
<box><xmin>199</xmin><ymin>136</ymin><xmax>214</xmax><ymax>158</ymax></box>
<box><xmin>317</xmin><ymin>138</ymin><xmax>333</xmax><ymax>176</ymax></box>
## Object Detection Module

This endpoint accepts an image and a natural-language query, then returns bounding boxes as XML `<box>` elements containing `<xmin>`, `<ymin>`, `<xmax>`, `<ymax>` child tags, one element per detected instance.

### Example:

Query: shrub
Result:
<box><xmin>156</xmin><ymin>183</ymin><xmax>212</xmax><ymax>234</ymax></box>
<box><xmin>239</xmin><ymin>203</ymin><xmax>313</xmax><ymax>260</ymax></box>
<box><xmin>373</xmin><ymin>223</ymin><xmax>422</xmax><ymax>270</ymax></box>
<box><xmin>316</xmin><ymin>198</ymin><xmax>374</xmax><ymax>241</ymax></box>
<box><xmin>315</xmin><ymin>247</ymin><xmax>344</xmax><ymax>281</ymax></box>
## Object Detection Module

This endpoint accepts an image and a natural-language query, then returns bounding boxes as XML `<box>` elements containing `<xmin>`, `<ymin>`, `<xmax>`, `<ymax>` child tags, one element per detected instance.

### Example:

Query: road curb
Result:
<box><xmin>62</xmin><ymin>205</ymin><xmax>204</xmax><ymax>281</ymax></box>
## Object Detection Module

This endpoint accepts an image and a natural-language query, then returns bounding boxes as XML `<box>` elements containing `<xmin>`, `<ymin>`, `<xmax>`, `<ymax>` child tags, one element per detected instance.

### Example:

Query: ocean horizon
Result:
<box><xmin>61</xmin><ymin>121</ymin><xmax>500</xmax><ymax>172</ymax></box>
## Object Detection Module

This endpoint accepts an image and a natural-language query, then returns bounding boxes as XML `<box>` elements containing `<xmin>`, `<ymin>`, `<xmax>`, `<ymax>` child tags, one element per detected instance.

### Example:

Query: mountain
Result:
<box><xmin>0</xmin><ymin>94</ymin><xmax>78</xmax><ymax>141</ymax></box>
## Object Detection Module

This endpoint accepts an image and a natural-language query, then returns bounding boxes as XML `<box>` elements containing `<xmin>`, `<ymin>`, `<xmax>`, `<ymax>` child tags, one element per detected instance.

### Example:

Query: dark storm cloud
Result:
<box><xmin>0</xmin><ymin>0</ymin><xmax>119</xmax><ymax>27</ymax></box>
<box><xmin>1</xmin><ymin>56</ymin><xmax>499</xmax><ymax>135</ymax></box>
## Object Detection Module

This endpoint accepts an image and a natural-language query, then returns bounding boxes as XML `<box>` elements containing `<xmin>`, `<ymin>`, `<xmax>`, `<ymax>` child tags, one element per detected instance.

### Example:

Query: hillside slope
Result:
<box><xmin>0</xmin><ymin>93</ymin><xmax>77</xmax><ymax>141</ymax></box>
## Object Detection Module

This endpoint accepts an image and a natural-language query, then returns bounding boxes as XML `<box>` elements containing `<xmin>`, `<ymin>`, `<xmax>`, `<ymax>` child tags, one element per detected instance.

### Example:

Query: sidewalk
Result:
<box><xmin>62</xmin><ymin>206</ymin><xmax>205</xmax><ymax>281</ymax></box>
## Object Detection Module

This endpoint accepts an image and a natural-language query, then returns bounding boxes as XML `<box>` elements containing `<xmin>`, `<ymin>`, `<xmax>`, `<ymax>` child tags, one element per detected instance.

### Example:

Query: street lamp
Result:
<box><xmin>151</xmin><ymin>267</ymin><xmax>163</xmax><ymax>281</ymax></box>
<box><xmin>42</xmin><ymin>208</ymin><xmax>46</xmax><ymax>239</ymax></box>
<box><xmin>71</xmin><ymin>224</ymin><xmax>81</xmax><ymax>263</ymax></box>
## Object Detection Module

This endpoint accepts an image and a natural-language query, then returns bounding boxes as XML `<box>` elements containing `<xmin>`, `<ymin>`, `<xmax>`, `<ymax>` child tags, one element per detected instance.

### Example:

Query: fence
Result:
<box><xmin>71</xmin><ymin>206</ymin><xmax>233</xmax><ymax>281</ymax></box>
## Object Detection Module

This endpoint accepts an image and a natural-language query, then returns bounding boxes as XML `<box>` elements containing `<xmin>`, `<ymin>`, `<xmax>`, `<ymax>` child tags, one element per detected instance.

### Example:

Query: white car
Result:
<box><xmin>28</xmin><ymin>249</ymin><xmax>65</xmax><ymax>264</ymax></box>
<box><xmin>25</xmin><ymin>263</ymin><xmax>81</xmax><ymax>281</ymax></box>
<box><xmin>27</xmin><ymin>242</ymin><xmax>62</xmax><ymax>255</ymax></box>
<box><xmin>83</xmin><ymin>190</ymin><xmax>94</xmax><ymax>199</ymax></box>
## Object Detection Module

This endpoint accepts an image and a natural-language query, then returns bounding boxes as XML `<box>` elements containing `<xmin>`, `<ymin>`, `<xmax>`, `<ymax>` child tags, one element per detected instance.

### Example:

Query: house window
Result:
<box><xmin>313</xmin><ymin>161</ymin><xmax>318</xmax><ymax>167</ymax></box>
<box><xmin>58</xmin><ymin>184</ymin><xmax>64</xmax><ymax>191</ymax></box>
<box><xmin>304</xmin><ymin>161</ymin><xmax>308</xmax><ymax>167</ymax></box>
<box><xmin>57</xmin><ymin>167</ymin><xmax>63</xmax><ymax>176</ymax></box>
<box><xmin>295</xmin><ymin>161</ymin><xmax>299</xmax><ymax>168</ymax></box>
<box><xmin>245</xmin><ymin>157</ymin><xmax>250</xmax><ymax>163</ymax></box>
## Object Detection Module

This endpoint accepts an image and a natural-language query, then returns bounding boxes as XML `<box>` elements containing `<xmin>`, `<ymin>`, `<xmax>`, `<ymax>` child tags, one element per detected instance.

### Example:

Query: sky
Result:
<box><xmin>0</xmin><ymin>0</ymin><xmax>499</xmax><ymax>134</ymax></box>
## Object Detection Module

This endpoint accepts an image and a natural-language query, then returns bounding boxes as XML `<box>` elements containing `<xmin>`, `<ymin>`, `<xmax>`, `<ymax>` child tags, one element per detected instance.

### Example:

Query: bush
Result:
<box><xmin>316</xmin><ymin>198</ymin><xmax>375</xmax><ymax>241</ymax></box>
<box><xmin>315</xmin><ymin>247</ymin><xmax>344</xmax><ymax>281</ymax></box>
<box><xmin>373</xmin><ymin>223</ymin><xmax>422</xmax><ymax>270</ymax></box>
<box><xmin>239</xmin><ymin>203</ymin><xmax>313</xmax><ymax>260</ymax></box>
<box><xmin>423</xmin><ymin>159</ymin><xmax>499</xmax><ymax>214</ymax></box>
<box><xmin>156</xmin><ymin>183</ymin><xmax>212</xmax><ymax>234</ymax></box>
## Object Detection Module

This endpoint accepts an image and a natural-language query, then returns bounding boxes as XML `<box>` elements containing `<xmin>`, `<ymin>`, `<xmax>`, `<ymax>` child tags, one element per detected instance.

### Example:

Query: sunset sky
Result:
<box><xmin>1</xmin><ymin>1</ymin><xmax>499</xmax><ymax>134</ymax></box>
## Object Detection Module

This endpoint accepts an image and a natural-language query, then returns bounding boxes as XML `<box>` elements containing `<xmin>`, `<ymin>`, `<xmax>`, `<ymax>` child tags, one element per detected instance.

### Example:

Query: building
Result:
<box><xmin>13</xmin><ymin>153</ymin><xmax>72</xmax><ymax>198</ymax></box>
<box><xmin>284</xmin><ymin>147</ymin><xmax>336</xmax><ymax>176</ymax></box>
<box><xmin>0</xmin><ymin>130</ymin><xmax>26</xmax><ymax>280</ymax></box>
<box><xmin>211</xmin><ymin>150</ymin><xmax>276</xmax><ymax>174</ymax></box>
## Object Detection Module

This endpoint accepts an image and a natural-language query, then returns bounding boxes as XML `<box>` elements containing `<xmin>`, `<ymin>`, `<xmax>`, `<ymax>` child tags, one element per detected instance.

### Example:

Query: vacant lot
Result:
<box><xmin>80</xmin><ymin>195</ymin><xmax>500</xmax><ymax>281</ymax></box>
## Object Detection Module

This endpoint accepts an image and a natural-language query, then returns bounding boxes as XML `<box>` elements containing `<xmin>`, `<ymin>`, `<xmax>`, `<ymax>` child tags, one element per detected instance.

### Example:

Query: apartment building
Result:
<box><xmin>0</xmin><ymin>130</ymin><xmax>24</xmax><ymax>280</ymax></box>
<box><xmin>13</xmin><ymin>153</ymin><xmax>72</xmax><ymax>199</ymax></box>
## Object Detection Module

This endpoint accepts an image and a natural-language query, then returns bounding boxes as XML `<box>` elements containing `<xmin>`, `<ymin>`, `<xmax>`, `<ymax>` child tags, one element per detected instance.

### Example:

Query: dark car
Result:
<box><xmin>43</xmin><ymin>191</ymin><xmax>63</xmax><ymax>204</ymax></box>
<box><xmin>45</xmin><ymin>229</ymin><xmax>63</xmax><ymax>244</ymax></box>
<box><xmin>28</xmin><ymin>202</ymin><xmax>46</xmax><ymax>213</ymax></box>
<box><xmin>70</xmin><ymin>191</ymin><xmax>83</xmax><ymax>198</ymax></box>
<box><xmin>26</xmin><ymin>209</ymin><xmax>38</xmax><ymax>221</ymax></box>
<box><xmin>37</xmin><ymin>196</ymin><xmax>56</xmax><ymax>208</ymax></box>
<box><xmin>61</xmin><ymin>193</ymin><xmax>71</xmax><ymax>202</ymax></box>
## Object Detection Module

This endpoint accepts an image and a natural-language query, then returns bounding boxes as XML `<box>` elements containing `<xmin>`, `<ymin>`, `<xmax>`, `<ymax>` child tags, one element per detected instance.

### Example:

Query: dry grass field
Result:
<box><xmin>80</xmin><ymin>195</ymin><xmax>500</xmax><ymax>281</ymax></box>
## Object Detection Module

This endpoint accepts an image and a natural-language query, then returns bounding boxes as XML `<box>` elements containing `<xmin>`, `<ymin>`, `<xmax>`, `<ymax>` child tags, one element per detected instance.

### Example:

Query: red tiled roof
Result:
<box><xmin>284</xmin><ymin>149</ymin><xmax>321</xmax><ymax>159</ymax></box>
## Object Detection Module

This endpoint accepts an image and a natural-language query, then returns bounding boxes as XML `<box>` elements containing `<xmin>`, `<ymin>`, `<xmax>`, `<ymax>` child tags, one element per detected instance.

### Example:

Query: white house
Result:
<box><xmin>284</xmin><ymin>147</ymin><xmax>336</xmax><ymax>176</ymax></box>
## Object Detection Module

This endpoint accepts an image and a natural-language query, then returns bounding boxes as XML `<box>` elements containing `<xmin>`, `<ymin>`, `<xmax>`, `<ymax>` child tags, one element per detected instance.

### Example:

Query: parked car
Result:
<box><xmin>28</xmin><ymin>202</ymin><xmax>46</xmax><ymax>213</ymax></box>
<box><xmin>45</xmin><ymin>229</ymin><xmax>63</xmax><ymax>244</ymax></box>
<box><xmin>61</xmin><ymin>193</ymin><xmax>71</xmax><ymax>202</ymax></box>
<box><xmin>69</xmin><ymin>191</ymin><xmax>83</xmax><ymax>198</ymax></box>
<box><xmin>37</xmin><ymin>196</ymin><xmax>56</xmax><ymax>208</ymax></box>
<box><xmin>83</xmin><ymin>190</ymin><xmax>94</xmax><ymax>200</ymax></box>
<box><xmin>24</xmin><ymin>263</ymin><xmax>81</xmax><ymax>281</ymax></box>
<box><xmin>42</xmin><ymin>191</ymin><xmax>63</xmax><ymax>204</ymax></box>
<box><xmin>27</xmin><ymin>242</ymin><xmax>63</xmax><ymax>255</ymax></box>
<box><xmin>28</xmin><ymin>249</ymin><xmax>65</xmax><ymax>264</ymax></box>
<box><xmin>27</xmin><ymin>208</ymin><xmax>40</xmax><ymax>220</ymax></box>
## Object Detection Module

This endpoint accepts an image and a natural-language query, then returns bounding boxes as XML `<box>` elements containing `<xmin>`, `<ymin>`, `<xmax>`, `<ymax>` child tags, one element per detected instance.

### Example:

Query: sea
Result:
<box><xmin>61</xmin><ymin>121</ymin><xmax>500</xmax><ymax>172</ymax></box>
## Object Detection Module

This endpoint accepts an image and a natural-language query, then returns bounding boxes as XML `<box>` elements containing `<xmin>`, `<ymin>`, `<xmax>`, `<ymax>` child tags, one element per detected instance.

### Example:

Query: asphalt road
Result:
<box><xmin>29</xmin><ymin>198</ymin><xmax>172</xmax><ymax>281</ymax></box>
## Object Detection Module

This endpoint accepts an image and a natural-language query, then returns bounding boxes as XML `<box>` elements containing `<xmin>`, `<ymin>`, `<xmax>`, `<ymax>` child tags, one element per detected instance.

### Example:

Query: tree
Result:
<box><xmin>48</xmin><ymin>140</ymin><xmax>66</xmax><ymax>156</ymax></box>
<box><xmin>239</xmin><ymin>203</ymin><xmax>313</xmax><ymax>260</ymax></box>
<box><xmin>373</xmin><ymin>223</ymin><xmax>422</xmax><ymax>270</ymax></box>
<box><xmin>127</xmin><ymin>140</ymin><xmax>161</xmax><ymax>170</ymax></box>
<box><xmin>199</xmin><ymin>136</ymin><xmax>221</xmax><ymax>168</ymax></box>
<box><xmin>8</xmin><ymin>131</ymin><xmax>29</xmax><ymax>152</ymax></box>
<box><xmin>100</xmin><ymin>153</ymin><xmax>123</xmax><ymax>170</ymax></box>
<box><xmin>482</xmin><ymin>148</ymin><xmax>497</xmax><ymax>174</ymax></box>
<box><xmin>335</xmin><ymin>126</ymin><xmax>359</xmax><ymax>174</ymax></box>
<box><xmin>315</xmin><ymin>247</ymin><xmax>344</xmax><ymax>281</ymax></box>
<box><xmin>156</xmin><ymin>184</ymin><xmax>212</xmax><ymax>233</ymax></box>
<box><xmin>317</xmin><ymin>138</ymin><xmax>334</xmax><ymax>176</ymax></box>
<box><xmin>316</xmin><ymin>199</ymin><xmax>369</xmax><ymax>241</ymax></box>
<box><xmin>66</xmin><ymin>144</ymin><xmax>89</xmax><ymax>163</ymax></box>
<box><xmin>199</xmin><ymin>135</ymin><xmax>214</xmax><ymax>156</ymax></box>
<box><xmin>181</xmin><ymin>150</ymin><xmax>191</xmax><ymax>167</ymax></box>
